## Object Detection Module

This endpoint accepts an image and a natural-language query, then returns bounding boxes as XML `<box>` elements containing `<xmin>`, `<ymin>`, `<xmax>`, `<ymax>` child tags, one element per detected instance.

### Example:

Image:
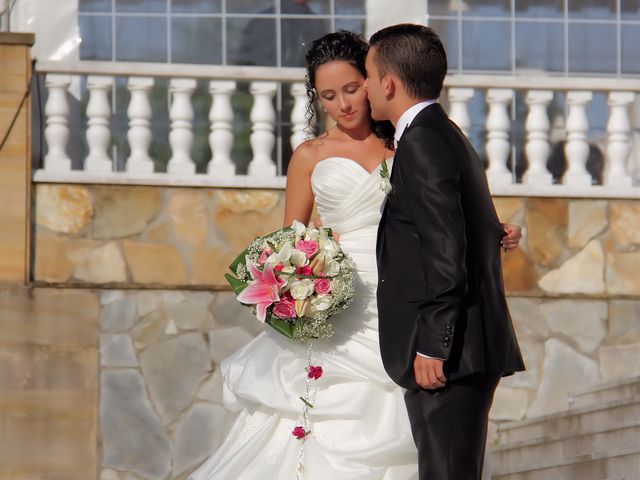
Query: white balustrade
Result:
<box><xmin>290</xmin><ymin>82</ymin><xmax>308</xmax><ymax>150</ymax></box>
<box><xmin>563</xmin><ymin>91</ymin><xmax>593</xmax><ymax>186</ymax></box>
<box><xmin>33</xmin><ymin>62</ymin><xmax>640</xmax><ymax>194</ymax></box>
<box><xmin>248</xmin><ymin>81</ymin><xmax>278</xmax><ymax>177</ymax></box>
<box><xmin>168</xmin><ymin>78</ymin><xmax>197</xmax><ymax>175</ymax></box>
<box><xmin>125</xmin><ymin>77</ymin><xmax>154</xmax><ymax>173</ymax></box>
<box><xmin>523</xmin><ymin>90</ymin><xmax>553</xmax><ymax>185</ymax></box>
<box><xmin>85</xmin><ymin>75</ymin><xmax>114</xmax><ymax>172</ymax></box>
<box><xmin>207</xmin><ymin>80</ymin><xmax>236</xmax><ymax>177</ymax></box>
<box><xmin>485</xmin><ymin>88</ymin><xmax>513</xmax><ymax>186</ymax></box>
<box><xmin>605</xmin><ymin>91</ymin><xmax>634</xmax><ymax>187</ymax></box>
<box><xmin>43</xmin><ymin>74</ymin><xmax>72</xmax><ymax>171</ymax></box>
<box><xmin>448</xmin><ymin>87</ymin><xmax>474</xmax><ymax>137</ymax></box>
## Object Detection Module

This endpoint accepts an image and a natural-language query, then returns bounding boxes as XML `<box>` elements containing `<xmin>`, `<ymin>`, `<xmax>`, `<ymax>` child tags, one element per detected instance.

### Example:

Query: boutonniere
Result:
<box><xmin>379</xmin><ymin>156</ymin><xmax>392</xmax><ymax>194</ymax></box>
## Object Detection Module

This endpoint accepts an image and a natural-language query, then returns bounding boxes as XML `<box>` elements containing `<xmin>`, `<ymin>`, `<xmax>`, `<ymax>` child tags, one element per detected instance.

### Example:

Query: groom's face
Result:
<box><xmin>364</xmin><ymin>49</ymin><xmax>388</xmax><ymax>121</ymax></box>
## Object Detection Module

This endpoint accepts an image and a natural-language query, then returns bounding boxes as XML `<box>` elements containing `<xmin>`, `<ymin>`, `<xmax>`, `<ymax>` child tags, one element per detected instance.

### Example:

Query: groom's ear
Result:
<box><xmin>383</xmin><ymin>75</ymin><xmax>396</xmax><ymax>99</ymax></box>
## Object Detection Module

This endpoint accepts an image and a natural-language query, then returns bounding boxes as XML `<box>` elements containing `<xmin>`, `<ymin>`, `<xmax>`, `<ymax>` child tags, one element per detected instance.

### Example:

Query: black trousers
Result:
<box><xmin>404</xmin><ymin>372</ymin><xmax>501</xmax><ymax>480</ymax></box>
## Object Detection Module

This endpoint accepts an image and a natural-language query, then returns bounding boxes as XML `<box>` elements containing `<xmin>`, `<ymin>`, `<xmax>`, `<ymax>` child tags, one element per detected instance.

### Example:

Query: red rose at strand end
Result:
<box><xmin>292</xmin><ymin>426</ymin><xmax>307</xmax><ymax>439</ymax></box>
<box><xmin>295</xmin><ymin>239</ymin><xmax>318</xmax><ymax>258</ymax></box>
<box><xmin>308</xmin><ymin>365</ymin><xmax>323</xmax><ymax>380</ymax></box>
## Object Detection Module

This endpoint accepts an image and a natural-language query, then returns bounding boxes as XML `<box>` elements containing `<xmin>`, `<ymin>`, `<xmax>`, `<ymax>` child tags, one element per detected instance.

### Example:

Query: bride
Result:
<box><xmin>190</xmin><ymin>30</ymin><xmax>521</xmax><ymax>480</ymax></box>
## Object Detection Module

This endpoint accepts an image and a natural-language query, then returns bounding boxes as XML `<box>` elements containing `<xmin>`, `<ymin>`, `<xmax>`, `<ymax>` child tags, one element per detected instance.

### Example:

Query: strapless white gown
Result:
<box><xmin>189</xmin><ymin>157</ymin><xmax>419</xmax><ymax>479</ymax></box>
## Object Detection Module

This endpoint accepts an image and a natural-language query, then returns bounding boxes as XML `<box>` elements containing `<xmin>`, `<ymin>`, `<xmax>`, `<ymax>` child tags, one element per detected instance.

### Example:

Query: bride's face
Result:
<box><xmin>314</xmin><ymin>60</ymin><xmax>370</xmax><ymax>130</ymax></box>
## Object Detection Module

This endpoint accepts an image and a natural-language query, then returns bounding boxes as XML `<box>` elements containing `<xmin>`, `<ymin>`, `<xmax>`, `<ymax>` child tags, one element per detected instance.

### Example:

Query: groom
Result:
<box><xmin>366</xmin><ymin>24</ymin><xmax>525</xmax><ymax>479</ymax></box>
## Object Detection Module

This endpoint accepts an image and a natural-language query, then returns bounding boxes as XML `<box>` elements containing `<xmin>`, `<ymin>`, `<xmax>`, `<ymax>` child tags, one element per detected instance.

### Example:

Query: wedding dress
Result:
<box><xmin>189</xmin><ymin>157</ymin><xmax>419</xmax><ymax>479</ymax></box>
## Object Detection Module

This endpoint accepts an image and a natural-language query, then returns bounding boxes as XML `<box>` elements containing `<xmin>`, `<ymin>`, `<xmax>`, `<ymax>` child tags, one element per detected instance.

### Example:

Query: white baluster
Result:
<box><xmin>207</xmin><ymin>80</ymin><xmax>236</xmax><ymax>177</ymax></box>
<box><xmin>44</xmin><ymin>74</ymin><xmax>72</xmax><ymax>171</ymax></box>
<box><xmin>485</xmin><ymin>88</ymin><xmax>513</xmax><ymax>186</ymax></box>
<box><xmin>605</xmin><ymin>91</ymin><xmax>634</xmax><ymax>187</ymax></box>
<box><xmin>125</xmin><ymin>77</ymin><xmax>154</xmax><ymax>173</ymax></box>
<box><xmin>523</xmin><ymin>90</ymin><xmax>553</xmax><ymax>185</ymax></box>
<box><xmin>290</xmin><ymin>82</ymin><xmax>308</xmax><ymax>150</ymax></box>
<box><xmin>248</xmin><ymin>81</ymin><xmax>278</xmax><ymax>177</ymax></box>
<box><xmin>84</xmin><ymin>75</ymin><xmax>114</xmax><ymax>172</ymax></box>
<box><xmin>448</xmin><ymin>87</ymin><xmax>474</xmax><ymax>137</ymax></box>
<box><xmin>168</xmin><ymin>78</ymin><xmax>197</xmax><ymax>175</ymax></box>
<box><xmin>563</xmin><ymin>91</ymin><xmax>593</xmax><ymax>186</ymax></box>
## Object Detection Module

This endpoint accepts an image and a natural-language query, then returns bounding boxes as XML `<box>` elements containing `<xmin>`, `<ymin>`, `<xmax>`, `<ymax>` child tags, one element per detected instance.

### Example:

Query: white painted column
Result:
<box><xmin>523</xmin><ymin>90</ymin><xmax>553</xmax><ymax>185</ymax></box>
<box><xmin>43</xmin><ymin>74</ymin><xmax>72</xmax><ymax>171</ymax></box>
<box><xmin>563</xmin><ymin>91</ymin><xmax>593</xmax><ymax>186</ymax></box>
<box><xmin>125</xmin><ymin>77</ymin><xmax>154</xmax><ymax>173</ymax></box>
<box><xmin>248</xmin><ymin>81</ymin><xmax>278</xmax><ymax>177</ymax></box>
<box><xmin>485</xmin><ymin>88</ymin><xmax>513</xmax><ymax>186</ymax></box>
<box><xmin>168</xmin><ymin>78</ymin><xmax>197</xmax><ymax>175</ymax></box>
<box><xmin>84</xmin><ymin>75</ymin><xmax>114</xmax><ymax>172</ymax></box>
<box><xmin>290</xmin><ymin>82</ymin><xmax>308</xmax><ymax>150</ymax></box>
<box><xmin>448</xmin><ymin>87</ymin><xmax>474</xmax><ymax>137</ymax></box>
<box><xmin>605</xmin><ymin>91</ymin><xmax>634</xmax><ymax>187</ymax></box>
<box><xmin>207</xmin><ymin>80</ymin><xmax>236</xmax><ymax>177</ymax></box>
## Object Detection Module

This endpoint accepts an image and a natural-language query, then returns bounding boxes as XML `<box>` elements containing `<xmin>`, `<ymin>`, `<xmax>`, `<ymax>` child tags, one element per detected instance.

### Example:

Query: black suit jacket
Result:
<box><xmin>376</xmin><ymin>103</ymin><xmax>525</xmax><ymax>390</ymax></box>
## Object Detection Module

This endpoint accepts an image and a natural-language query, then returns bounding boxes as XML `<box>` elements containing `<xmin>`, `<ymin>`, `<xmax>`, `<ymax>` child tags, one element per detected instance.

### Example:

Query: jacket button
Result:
<box><xmin>380</xmin><ymin>279</ymin><xmax>385</xmax><ymax>283</ymax></box>
<box><xmin>443</xmin><ymin>342</ymin><xmax>450</xmax><ymax>348</ymax></box>
<box><xmin>444</xmin><ymin>336</ymin><xmax>450</xmax><ymax>342</ymax></box>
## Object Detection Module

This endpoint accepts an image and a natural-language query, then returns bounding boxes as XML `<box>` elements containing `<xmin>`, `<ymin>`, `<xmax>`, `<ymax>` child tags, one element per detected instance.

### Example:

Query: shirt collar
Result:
<box><xmin>394</xmin><ymin>100</ymin><xmax>438</xmax><ymax>145</ymax></box>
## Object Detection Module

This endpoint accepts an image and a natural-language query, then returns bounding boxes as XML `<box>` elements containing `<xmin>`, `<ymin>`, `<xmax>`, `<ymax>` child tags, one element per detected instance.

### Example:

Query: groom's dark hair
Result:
<box><xmin>369</xmin><ymin>23</ymin><xmax>447</xmax><ymax>100</ymax></box>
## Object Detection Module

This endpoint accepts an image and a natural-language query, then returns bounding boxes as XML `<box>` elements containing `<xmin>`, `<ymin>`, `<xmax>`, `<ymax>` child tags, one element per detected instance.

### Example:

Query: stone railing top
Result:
<box><xmin>35</xmin><ymin>60</ymin><xmax>640</xmax><ymax>92</ymax></box>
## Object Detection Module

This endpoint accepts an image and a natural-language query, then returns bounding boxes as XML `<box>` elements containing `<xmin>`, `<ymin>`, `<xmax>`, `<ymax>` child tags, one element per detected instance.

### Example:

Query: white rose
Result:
<box><xmin>289</xmin><ymin>279</ymin><xmax>315</xmax><ymax>300</ymax></box>
<box><xmin>282</xmin><ymin>265</ymin><xmax>296</xmax><ymax>274</ymax></box>
<box><xmin>311</xmin><ymin>294</ymin><xmax>333</xmax><ymax>311</ymax></box>
<box><xmin>321</xmin><ymin>239</ymin><xmax>341</xmax><ymax>260</ymax></box>
<box><xmin>304</xmin><ymin>228</ymin><xmax>320</xmax><ymax>241</ymax></box>
<box><xmin>290</xmin><ymin>249</ymin><xmax>308</xmax><ymax>267</ymax></box>
<box><xmin>324</xmin><ymin>260</ymin><xmax>340</xmax><ymax>277</ymax></box>
<box><xmin>291</xmin><ymin>220</ymin><xmax>306</xmax><ymax>236</ymax></box>
<box><xmin>275</xmin><ymin>242</ymin><xmax>292</xmax><ymax>263</ymax></box>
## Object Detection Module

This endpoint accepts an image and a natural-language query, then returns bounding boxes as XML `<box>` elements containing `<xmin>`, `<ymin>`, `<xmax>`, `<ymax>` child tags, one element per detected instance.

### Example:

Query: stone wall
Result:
<box><xmin>34</xmin><ymin>185</ymin><xmax>284</xmax><ymax>287</ymax></box>
<box><xmin>22</xmin><ymin>184</ymin><xmax>640</xmax><ymax>477</ymax></box>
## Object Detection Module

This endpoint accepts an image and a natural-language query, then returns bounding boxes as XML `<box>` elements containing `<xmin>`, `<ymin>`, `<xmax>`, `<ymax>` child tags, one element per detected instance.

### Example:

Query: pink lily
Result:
<box><xmin>237</xmin><ymin>262</ymin><xmax>287</xmax><ymax>322</ymax></box>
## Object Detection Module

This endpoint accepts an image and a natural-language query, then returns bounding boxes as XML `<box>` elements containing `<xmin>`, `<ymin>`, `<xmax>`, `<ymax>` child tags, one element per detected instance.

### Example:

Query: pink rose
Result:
<box><xmin>272</xmin><ymin>297</ymin><xmax>296</xmax><ymax>319</ymax></box>
<box><xmin>296</xmin><ymin>265</ymin><xmax>313</xmax><ymax>277</ymax></box>
<box><xmin>258</xmin><ymin>247</ymin><xmax>273</xmax><ymax>265</ymax></box>
<box><xmin>307</xmin><ymin>365</ymin><xmax>323</xmax><ymax>380</ymax></box>
<box><xmin>313</xmin><ymin>278</ymin><xmax>332</xmax><ymax>295</ymax></box>
<box><xmin>274</xmin><ymin>264</ymin><xmax>284</xmax><ymax>272</ymax></box>
<box><xmin>295</xmin><ymin>239</ymin><xmax>318</xmax><ymax>258</ymax></box>
<box><xmin>292</xmin><ymin>426</ymin><xmax>308</xmax><ymax>439</ymax></box>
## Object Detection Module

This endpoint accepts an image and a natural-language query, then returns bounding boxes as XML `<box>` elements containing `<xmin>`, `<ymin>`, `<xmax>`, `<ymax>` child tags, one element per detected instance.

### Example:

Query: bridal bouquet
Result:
<box><xmin>225</xmin><ymin>220</ymin><xmax>356</xmax><ymax>342</ymax></box>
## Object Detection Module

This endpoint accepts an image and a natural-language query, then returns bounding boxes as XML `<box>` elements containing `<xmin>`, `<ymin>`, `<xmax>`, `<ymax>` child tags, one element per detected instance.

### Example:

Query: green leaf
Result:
<box><xmin>228</xmin><ymin>250</ymin><xmax>249</xmax><ymax>273</ymax></box>
<box><xmin>266</xmin><ymin>317</ymin><xmax>294</xmax><ymax>339</ymax></box>
<box><xmin>224</xmin><ymin>273</ymin><xmax>247</xmax><ymax>296</ymax></box>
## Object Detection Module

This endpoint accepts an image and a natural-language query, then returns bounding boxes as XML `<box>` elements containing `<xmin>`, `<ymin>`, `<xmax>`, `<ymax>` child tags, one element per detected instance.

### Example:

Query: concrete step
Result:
<box><xmin>491</xmin><ymin>422</ymin><xmax>640</xmax><ymax>476</ymax></box>
<box><xmin>568</xmin><ymin>376</ymin><xmax>640</xmax><ymax>409</ymax></box>
<box><xmin>496</xmin><ymin>398</ymin><xmax>640</xmax><ymax>445</ymax></box>
<box><xmin>492</xmin><ymin>446</ymin><xmax>640</xmax><ymax>480</ymax></box>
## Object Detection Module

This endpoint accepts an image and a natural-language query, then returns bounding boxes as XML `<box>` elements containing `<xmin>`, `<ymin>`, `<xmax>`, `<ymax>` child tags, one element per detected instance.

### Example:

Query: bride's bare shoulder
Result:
<box><xmin>289</xmin><ymin>132</ymin><xmax>333</xmax><ymax>172</ymax></box>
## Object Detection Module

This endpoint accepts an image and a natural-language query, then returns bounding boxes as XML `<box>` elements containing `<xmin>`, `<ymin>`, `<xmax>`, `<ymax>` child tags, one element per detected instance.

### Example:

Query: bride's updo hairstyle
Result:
<box><xmin>304</xmin><ymin>30</ymin><xmax>395</xmax><ymax>150</ymax></box>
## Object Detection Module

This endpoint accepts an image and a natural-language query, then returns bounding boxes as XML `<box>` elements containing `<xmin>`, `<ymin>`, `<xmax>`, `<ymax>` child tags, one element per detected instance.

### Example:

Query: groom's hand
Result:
<box><xmin>414</xmin><ymin>355</ymin><xmax>446</xmax><ymax>390</ymax></box>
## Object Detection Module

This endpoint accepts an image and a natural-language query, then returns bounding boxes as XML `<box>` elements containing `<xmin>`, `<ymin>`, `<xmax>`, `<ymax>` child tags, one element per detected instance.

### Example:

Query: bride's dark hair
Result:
<box><xmin>304</xmin><ymin>30</ymin><xmax>395</xmax><ymax>150</ymax></box>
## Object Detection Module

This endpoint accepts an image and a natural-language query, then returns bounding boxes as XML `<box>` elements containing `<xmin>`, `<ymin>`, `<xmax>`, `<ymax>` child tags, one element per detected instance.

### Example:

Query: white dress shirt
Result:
<box><xmin>394</xmin><ymin>99</ymin><xmax>443</xmax><ymax>361</ymax></box>
<box><xmin>394</xmin><ymin>100</ymin><xmax>437</xmax><ymax>147</ymax></box>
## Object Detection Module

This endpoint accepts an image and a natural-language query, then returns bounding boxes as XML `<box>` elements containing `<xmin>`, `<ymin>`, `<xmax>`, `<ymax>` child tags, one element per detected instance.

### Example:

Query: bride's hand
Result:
<box><xmin>500</xmin><ymin>223</ymin><xmax>522</xmax><ymax>253</ymax></box>
<box><xmin>312</xmin><ymin>217</ymin><xmax>341</xmax><ymax>242</ymax></box>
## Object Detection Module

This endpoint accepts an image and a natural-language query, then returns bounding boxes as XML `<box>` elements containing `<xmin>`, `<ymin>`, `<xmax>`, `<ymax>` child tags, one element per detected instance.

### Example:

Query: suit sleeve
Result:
<box><xmin>402</xmin><ymin>126</ymin><xmax>467</xmax><ymax>360</ymax></box>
